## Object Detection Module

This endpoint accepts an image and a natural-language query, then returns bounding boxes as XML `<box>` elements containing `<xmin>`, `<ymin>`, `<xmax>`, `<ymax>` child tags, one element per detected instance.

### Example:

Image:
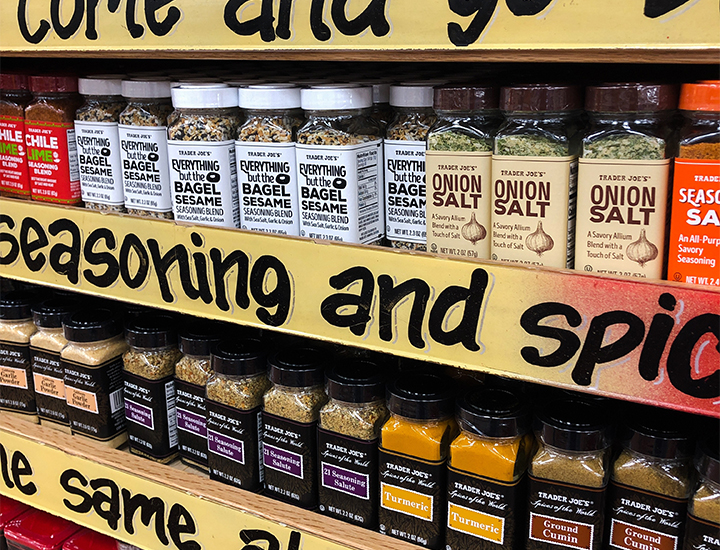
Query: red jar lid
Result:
<box><xmin>62</xmin><ymin>529</ymin><xmax>117</xmax><ymax>550</ymax></box>
<box><xmin>585</xmin><ymin>83</ymin><xmax>678</xmax><ymax>112</ymax></box>
<box><xmin>4</xmin><ymin>509</ymin><xmax>81</xmax><ymax>550</ymax></box>
<box><xmin>0</xmin><ymin>498</ymin><xmax>30</xmax><ymax>530</ymax></box>
<box><xmin>29</xmin><ymin>75</ymin><xmax>78</xmax><ymax>93</ymax></box>
<box><xmin>0</xmin><ymin>73</ymin><xmax>29</xmax><ymax>91</ymax></box>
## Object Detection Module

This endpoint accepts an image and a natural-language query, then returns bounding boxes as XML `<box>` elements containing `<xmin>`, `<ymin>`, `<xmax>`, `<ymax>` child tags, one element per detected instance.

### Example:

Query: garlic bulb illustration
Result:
<box><xmin>626</xmin><ymin>229</ymin><xmax>658</xmax><ymax>267</ymax></box>
<box><xmin>461</xmin><ymin>212</ymin><xmax>487</xmax><ymax>245</ymax></box>
<box><xmin>526</xmin><ymin>221</ymin><xmax>554</xmax><ymax>256</ymax></box>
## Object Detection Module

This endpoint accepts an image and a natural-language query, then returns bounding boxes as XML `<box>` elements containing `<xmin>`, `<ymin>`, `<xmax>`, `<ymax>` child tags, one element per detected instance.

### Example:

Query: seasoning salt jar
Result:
<box><xmin>206</xmin><ymin>339</ymin><xmax>270</xmax><ymax>491</ymax></box>
<box><xmin>527</xmin><ymin>399</ymin><xmax>610</xmax><ymax>550</ymax></box>
<box><xmin>0</xmin><ymin>73</ymin><xmax>32</xmax><ymax>198</ymax></box>
<box><xmin>576</xmin><ymin>83</ymin><xmax>678</xmax><ymax>279</ymax></box>
<box><xmin>75</xmin><ymin>76</ymin><xmax>127</xmax><ymax>212</ymax></box>
<box><xmin>167</xmin><ymin>83</ymin><xmax>241</xmax><ymax>228</ymax></box>
<box><xmin>318</xmin><ymin>360</ymin><xmax>389</xmax><ymax>528</ymax></box>
<box><xmin>122</xmin><ymin>315</ymin><xmax>181</xmax><ymax>463</ymax></box>
<box><xmin>379</xmin><ymin>373</ymin><xmax>457</xmax><ymax>549</ymax></box>
<box><xmin>684</xmin><ymin>438</ymin><xmax>720</xmax><ymax>550</ymax></box>
<box><xmin>262</xmin><ymin>347</ymin><xmax>328</xmax><ymax>508</ymax></box>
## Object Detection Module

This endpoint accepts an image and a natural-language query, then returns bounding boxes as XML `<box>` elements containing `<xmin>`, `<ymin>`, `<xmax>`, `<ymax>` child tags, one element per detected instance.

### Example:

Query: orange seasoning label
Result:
<box><xmin>66</xmin><ymin>386</ymin><xmax>99</xmax><ymax>414</ymax></box>
<box><xmin>381</xmin><ymin>482</ymin><xmax>434</xmax><ymax>521</ymax></box>
<box><xmin>0</xmin><ymin>366</ymin><xmax>28</xmax><ymax>389</ymax></box>
<box><xmin>667</xmin><ymin>158</ymin><xmax>720</xmax><ymax>286</ymax></box>
<box><xmin>33</xmin><ymin>372</ymin><xmax>66</xmax><ymax>399</ymax></box>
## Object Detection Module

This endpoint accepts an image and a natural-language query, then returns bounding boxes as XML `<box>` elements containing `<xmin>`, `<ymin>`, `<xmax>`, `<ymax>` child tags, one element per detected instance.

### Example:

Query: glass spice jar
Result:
<box><xmin>118</xmin><ymin>78</ymin><xmax>174</xmax><ymax>219</ymax></box>
<box><xmin>296</xmin><ymin>85</ymin><xmax>384</xmax><ymax>245</ymax></box>
<box><xmin>0</xmin><ymin>72</ymin><xmax>32</xmax><ymax>199</ymax></box>
<box><xmin>167</xmin><ymin>84</ymin><xmax>241</xmax><ymax>228</ymax></box>
<box><xmin>527</xmin><ymin>399</ymin><xmax>611</xmax><ymax>550</ymax></box>
<box><xmin>123</xmin><ymin>315</ymin><xmax>181</xmax><ymax>463</ymax></box>
<box><xmin>492</xmin><ymin>84</ymin><xmax>582</xmax><ymax>268</ymax></box>
<box><xmin>25</xmin><ymin>75</ymin><xmax>82</xmax><ymax>205</ymax></box>
<box><xmin>62</xmin><ymin>309</ymin><xmax>128</xmax><ymax>447</ymax></box>
<box><xmin>236</xmin><ymin>84</ymin><xmax>302</xmax><ymax>235</ymax></box>
<box><xmin>318</xmin><ymin>360</ymin><xmax>388</xmax><ymax>529</ymax></box>
<box><xmin>75</xmin><ymin>76</ymin><xmax>127</xmax><ymax>212</ymax></box>
<box><xmin>683</xmin><ymin>437</ymin><xmax>720</xmax><ymax>549</ymax></box>
<box><xmin>607</xmin><ymin>408</ymin><xmax>693</xmax><ymax>550</ymax></box>
<box><xmin>576</xmin><ymin>83</ymin><xmax>678</xmax><ymax>280</ymax></box>
<box><xmin>379</xmin><ymin>373</ymin><xmax>457</xmax><ymax>550</ymax></box>
<box><xmin>262</xmin><ymin>347</ymin><xmax>328</xmax><ymax>508</ymax></box>
<box><xmin>426</xmin><ymin>85</ymin><xmax>500</xmax><ymax>260</ymax></box>
<box><xmin>29</xmin><ymin>298</ymin><xmax>77</xmax><ymax>433</ymax></box>
<box><xmin>205</xmin><ymin>339</ymin><xmax>270</xmax><ymax>491</ymax></box>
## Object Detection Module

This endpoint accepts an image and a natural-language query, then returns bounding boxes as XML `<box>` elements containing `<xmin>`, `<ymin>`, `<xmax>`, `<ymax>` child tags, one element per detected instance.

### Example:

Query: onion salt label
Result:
<box><xmin>384</xmin><ymin>140</ymin><xmax>427</xmax><ymax>246</ymax></box>
<box><xmin>119</xmin><ymin>125</ymin><xmax>172</xmax><ymax>214</ymax></box>
<box><xmin>75</xmin><ymin>121</ymin><xmax>124</xmax><ymax>206</ymax></box>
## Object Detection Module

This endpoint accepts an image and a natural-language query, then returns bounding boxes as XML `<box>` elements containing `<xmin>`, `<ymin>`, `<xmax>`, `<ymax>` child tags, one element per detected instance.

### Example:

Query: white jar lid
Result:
<box><xmin>301</xmin><ymin>85</ymin><xmax>372</xmax><ymax>110</ymax></box>
<box><xmin>239</xmin><ymin>84</ymin><xmax>301</xmax><ymax>109</ymax></box>
<box><xmin>122</xmin><ymin>78</ymin><xmax>171</xmax><ymax>99</ymax></box>
<box><xmin>79</xmin><ymin>75</ymin><xmax>124</xmax><ymax>96</ymax></box>
<box><xmin>351</xmin><ymin>81</ymin><xmax>390</xmax><ymax>104</ymax></box>
<box><xmin>171</xmin><ymin>84</ymin><xmax>238</xmax><ymax>109</ymax></box>
<box><xmin>390</xmin><ymin>84</ymin><xmax>435</xmax><ymax>107</ymax></box>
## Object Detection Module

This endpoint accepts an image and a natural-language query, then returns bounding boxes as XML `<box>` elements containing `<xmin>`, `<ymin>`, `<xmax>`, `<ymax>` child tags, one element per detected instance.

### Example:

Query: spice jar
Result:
<box><xmin>175</xmin><ymin>321</ymin><xmax>224</xmax><ymax>470</ymax></box>
<box><xmin>29</xmin><ymin>298</ymin><xmax>76</xmax><ymax>433</ymax></box>
<box><xmin>684</xmin><ymin>438</ymin><xmax>720</xmax><ymax>550</ymax></box>
<box><xmin>318</xmin><ymin>360</ymin><xmax>388</xmax><ymax>528</ymax></box>
<box><xmin>492</xmin><ymin>84</ymin><xmax>582</xmax><ymax>268</ymax></box>
<box><xmin>379</xmin><ymin>373</ymin><xmax>457</xmax><ymax>549</ymax></box>
<box><xmin>426</xmin><ymin>85</ymin><xmax>500</xmax><ymax>260</ymax></box>
<box><xmin>75</xmin><ymin>76</ymin><xmax>127</xmax><ymax>212</ymax></box>
<box><xmin>0</xmin><ymin>291</ymin><xmax>39</xmax><ymax>423</ymax></box>
<box><xmin>369</xmin><ymin>83</ymin><xmax>392</xmax><ymax>130</ymax></box>
<box><xmin>296</xmin><ymin>85</ymin><xmax>384</xmax><ymax>244</ymax></box>
<box><xmin>123</xmin><ymin>315</ymin><xmax>181</xmax><ymax>463</ymax></box>
<box><xmin>118</xmin><ymin>78</ymin><xmax>174</xmax><ymax>219</ymax></box>
<box><xmin>236</xmin><ymin>84</ymin><xmax>302</xmax><ymax>235</ymax></box>
<box><xmin>527</xmin><ymin>399</ymin><xmax>610</xmax><ymax>550</ymax></box>
<box><xmin>25</xmin><ymin>75</ymin><xmax>81</xmax><ymax>204</ymax></box>
<box><xmin>668</xmin><ymin>81</ymin><xmax>720</xmax><ymax>286</ymax></box>
<box><xmin>575</xmin><ymin>83</ymin><xmax>677</xmax><ymax>280</ymax></box>
<box><xmin>167</xmin><ymin>84</ymin><xmax>241</xmax><ymax>228</ymax></box>
<box><xmin>262</xmin><ymin>347</ymin><xmax>328</xmax><ymax>508</ymax></box>
<box><xmin>447</xmin><ymin>388</ymin><xmax>532</xmax><ymax>550</ymax></box>
<box><xmin>0</xmin><ymin>73</ymin><xmax>32</xmax><ymax>199</ymax></box>
<box><xmin>4</xmin><ymin>509</ymin><xmax>81</xmax><ymax>550</ymax></box>
<box><xmin>607</xmin><ymin>409</ymin><xmax>693</xmax><ymax>550</ymax></box>
<box><xmin>0</xmin><ymin>497</ymin><xmax>30</xmax><ymax>550</ymax></box>
<box><xmin>206</xmin><ymin>339</ymin><xmax>269</xmax><ymax>491</ymax></box>
<box><xmin>62</xmin><ymin>309</ymin><xmax>127</xmax><ymax>447</ymax></box>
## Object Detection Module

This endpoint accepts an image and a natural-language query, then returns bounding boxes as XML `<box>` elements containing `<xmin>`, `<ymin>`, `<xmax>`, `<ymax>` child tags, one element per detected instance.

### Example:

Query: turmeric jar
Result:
<box><xmin>379</xmin><ymin>373</ymin><xmax>456</xmax><ymax>549</ymax></box>
<box><xmin>447</xmin><ymin>388</ymin><xmax>532</xmax><ymax>550</ymax></box>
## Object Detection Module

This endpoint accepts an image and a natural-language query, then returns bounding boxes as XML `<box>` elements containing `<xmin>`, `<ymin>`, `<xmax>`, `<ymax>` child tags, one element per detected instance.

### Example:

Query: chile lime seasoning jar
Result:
<box><xmin>0</xmin><ymin>72</ymin><xmax>32</xmax><ymax>198</ymax></box>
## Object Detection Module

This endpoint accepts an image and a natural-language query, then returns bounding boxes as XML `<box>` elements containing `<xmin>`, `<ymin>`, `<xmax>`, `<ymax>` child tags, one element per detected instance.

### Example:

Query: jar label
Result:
<box><xmin>118</xmin><ymin>124</ymin><xmax>172</xmax><ymax>213</ymax></box>
<box><xmin>378</xmin><ymin>448</ymin><xmax>445</xmax><ymax>549</ymax></box>
<box><xmin>318</xmin><ymin>427</ymin><xmax>379</xmax><ymax>528</ymax></box>
<box><xmin>667</xmin><ymin>158</ymin><xmax>720</xmax><ymax>286</ymax></box>
<box><xmin>63</xmin><ymin>355</ymin><xmax>126</xmax><ymax>441</ymax></box>
<box><xmin>235</xmin><ymin>141</ymin><xmax>300</xmax><ymax>235</ymax></box>
<box><xmin>0</xmin><ymin>115</ymin><xmax>30</xmax><ymax>196</ymax></box>
<box><xmin>491</xmin><ymin>155</ymin><xmax>577</xmax><ymax>268</ymax></box>
<box><xmin>262</xmin><ymin>412</ymin><xmax>318</xmax><ymax>508</ymax></box>
<box><xmin>527</xmin><ymin>475</ymin><xmax>607</xmax><ymax>550</ymax></box>
<box><xmin>75</xmin><ymin>121</ymin><xmax>125</xmax><ymax>205</ymax></box>
<box><xmin>384</xmin><ymin>139</ymin><xmax>427</xmax><ymax>245</ymax></box>
<box><xmin>446</xmin><ymin>466</ymin><xmax>525</xmax><ymax>550</ymax></box>
<box><xmin>206</xmin><ymin>401</ymin><xmax>263</xmax><ymax>491</ymax></box>
<box><xmin>0</xmin><ymin>341</ymin><xmax>36</xmax><ymax>416</ymax></box>
<box><xmin>167</xmin><ymin>140</ymin><xmax>240</xmax><ymax>228</ymax></box>
<box><xmin>576</xmin><ymin>158</ymin><xmax>670</xmax><ymax>279</ymax></box>
<box><xmin>425</xmin><ymin>150</ymin><xmax>493</xmax><ymax>259</ymax></box>
<box><xmin>30</xmin><ymin>347</ymin><xmax>69</xmax><ymax>426</ymax></box>
<box><xmin>607</xmin><ymin>481</ymin><xmax>687</xmax><ymax>550</ymax></box>
<box><xmin>296</xmin><ymin>140</ymin><xmax>383</xmax><ymax>244</ymax></box>
<box><xmin>25</xmin><ymin>121</ymin><xmax>80</xmax><ymax>204</ymax></box>
<box><xmin>175</xmin><ymin>379</ymin><xmax>208</xmax><ymax>466</ymax></box>
<box><xmin>123</xmin><ymin>372</ymin><xmax>178</xmax><ymax>461</ymax></box>
<box><xmin>683</xmin><ymin>514</ymin><xmax>720</xmax><ymax>550</ymax></box>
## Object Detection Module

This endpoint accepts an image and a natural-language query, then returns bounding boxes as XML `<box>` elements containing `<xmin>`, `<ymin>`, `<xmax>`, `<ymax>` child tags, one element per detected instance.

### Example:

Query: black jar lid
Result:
<box><xmin>326</xmin><ymin>360</ymin><xmax>385</xmax><ymax>403</ymax></box>
<box><xmin>0</xmin><ymin>291</ymin><xmax>37</xmax><ymax>320</ymax></box>
<box><xmin>457</xmin><ymin>388</ymin><xmax>529</xmax><ymax>438</ymax></box>
<box><xmin>696</xmin><ymin>436</ymin><xmax>720</xmax><ymax>484</ymax></box>
<box><xmin>32</xmin><ymin>298</ymin><xmax>78</xmax><ymax>328</ymax></box>
<box><xmin>622</xmin><ymin>408</ymin><xmax>691</xmax><ymax>459</ymax></box>
<box><xmin>585</xmin><ymin>83</ymin><xmax>678</xmax><ymax>113</ymax></box>
<box><xmin>268</xmin><ymin>347</ymin><xmax>325</xmax><ymax>387</ymax></box>
<box><xmin>179</xmin><ymin>321</ymin><xmax>227</xmax><ymax>356</ymax></box>
<box><xmin>125</xmin><ymin>315</ymin><xmax>177</xmax><ymax>349</ymax></box>
<box><xmin>433</xmin><ymin>85</ymin><xmax>499</xmax><ymax>112</ymax></box>
<box><xmin>386</xmin><ymin>374</ymin><xmax>454</xmax><ymax>420</ymax></box>
<box><xmin>63</xmin><ymin>309</ymin><xmax>122</xmax><ymax>342</ymax></box>
<box><xmin>500</xmin><ymin>84</ymin><xmax>582</xmax><ymax>112</ymax></box>
<box><xmin>537</xmin><ymin>399</ymin><xmax>609</xmax><ymax>451</ymax></box>
<box><xmin>211</xmin><ymin>339</ymin><xmax>266</xmax><ymax>376</ymax></box>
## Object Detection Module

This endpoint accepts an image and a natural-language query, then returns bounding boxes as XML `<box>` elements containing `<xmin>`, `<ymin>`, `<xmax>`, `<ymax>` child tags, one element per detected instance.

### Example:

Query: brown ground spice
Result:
<box><xmin>680</xmin><ymin>142</ymin><xmax>720</xmax><ymax>159</ymax></box>
<box><xmin>613</xmin><ymin>449</ymin><xmax>691</xmax><ymax>498</ymax></box>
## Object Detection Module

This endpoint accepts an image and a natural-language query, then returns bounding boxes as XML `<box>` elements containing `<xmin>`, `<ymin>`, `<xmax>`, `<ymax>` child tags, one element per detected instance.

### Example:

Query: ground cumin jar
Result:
<box><xmin>25</xmin><ymin>75</ymin><xmax>81</xmax><ymax>204</ymax></box>
<box><xmin>683</xmin><ymin>438</ymin><xmax>720</xmax><ymax>550</ymax></box>
<box><xmin>0</xmin><ymin>73</ymin><xmax>32</xmax><ymax>198</ymax></box>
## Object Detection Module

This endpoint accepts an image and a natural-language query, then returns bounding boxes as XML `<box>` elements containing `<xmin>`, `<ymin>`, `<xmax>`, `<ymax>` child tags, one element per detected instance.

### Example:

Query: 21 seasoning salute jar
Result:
<box><xmin>492</xmin><ymin>84</ymin><xmax>582</xmax><ymax>268</ymax></box>
<box><xmin>0</xmin><ymin>72</ymin><xmax>32</xmax><ymax>198</ymax></box>
<box><xmin>123</xmin><ymin>315</ymin><xmax>181</xmax><ymax>463</ymax></box>
<box><xmin>683</xmin><ymin>438</ymin><xmax>720</xmax><ymax>550</ymax></box>
<box><xmin>378</xmin><ymin>373</ymin><xmax>457</xmax><ymax>549</ymax></box>
<box><xmin>576</xmin><ymin>83</ymin><xmax>677</xmax><ymax>279</ymax></box>
<box><xmin>318</xmin><ymin>360</ymin><xmax>388</xmax><ymax>528</ymax></box>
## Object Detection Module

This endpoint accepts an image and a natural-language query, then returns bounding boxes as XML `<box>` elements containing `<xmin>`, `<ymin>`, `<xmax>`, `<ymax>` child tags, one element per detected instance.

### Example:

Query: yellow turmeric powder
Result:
<box><xmin>450</xmin><ymin>432</ymin><xmax>533</xmax><ymax>481</ymax></box>
<box><xmin>381</xmin><ymin>415</ymin><xmax>457</xmax><ymax>461</ymax></box>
